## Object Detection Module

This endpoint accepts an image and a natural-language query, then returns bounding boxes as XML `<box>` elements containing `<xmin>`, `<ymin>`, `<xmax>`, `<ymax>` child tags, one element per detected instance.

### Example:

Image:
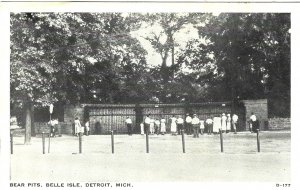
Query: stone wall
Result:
<box><xmin>268</xmin><ymin>118</ymin><xmax>291</xmax><ymax>130</ymax></box>
<box><xmin>242</xmin><ymin>99</ymin><xmax>268</xmax><ymax>130</ymax></box>
<box><xmin>62</xmin><ymin>104</ymin><xmax>85</xmax><ymax>134</ymax></box>
<box><xmin>34</xmin><ymin>122</ymin><xmax>63</xmax><ymax>135</ymax></box>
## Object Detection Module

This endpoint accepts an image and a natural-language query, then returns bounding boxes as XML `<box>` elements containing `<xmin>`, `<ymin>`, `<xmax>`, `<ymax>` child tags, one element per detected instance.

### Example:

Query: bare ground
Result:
<box><xmin>10</xmin><ymin>131</ymin><xmax>290</xmax><ymax>182</ymax></box>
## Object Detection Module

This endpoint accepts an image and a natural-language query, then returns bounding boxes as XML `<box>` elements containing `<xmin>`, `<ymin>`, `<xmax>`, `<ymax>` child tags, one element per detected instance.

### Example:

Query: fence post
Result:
<box><xmin>79</xmin><ymin>132</ymin><xmax>82</xmax><ymax>154</ymax></box>
<box><xmin>48</xmin><ymin>132</ymin><xmax>51</xmax><ymax>153</ymax></box>
<box><xmin>111</xmin><ymin>130</ymin><xmax>114</xmax><ymax>154</ymax></box>
<box><xmin>257</xmin><ymin>129</ymin><xmax>260</xmax><ymax>152</ymax></box>
<box><xmin>181</xmin><ymin>130</ymin><xmax>185</xmax><ymax>153</ymax></box>
<box><xmin>219</xmin><ymin>129</ymin><xmax>224</xmax><ymax>153</ymax></box>
<box><xmin>42</xmin><ymin>132</ymin><xmax>45</xmax><ymax>154</ymax></box>
<box><xmin>10</xmin><ymin>131</ymin><xmax>13</xmax><ymax>155</ymax></box>
<box><xmin>146</xmin><ymin>130</ymin><xmax>149</xmax><ymax>153</ymax></box>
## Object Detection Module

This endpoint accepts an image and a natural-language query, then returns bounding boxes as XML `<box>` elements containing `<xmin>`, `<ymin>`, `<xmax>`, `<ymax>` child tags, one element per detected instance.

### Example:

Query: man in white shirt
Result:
<box><xmin>185</xmin><ymin>114</ymin><xmax>192</xmax><ymax>135</ymax></box>
<box><xmin>232</xmin><ymin>114</ymin><xmax>238</xmax><ymax>134</ymax></box>
<box><xmin>144</xmin><ymin>115</ymin><xmax>151</xmax><ymax>135</ymax></box>
<box><xmin>250</xmin><ymin>112</ymin><xmax>259</xmax><ymax>133</ymax></box>
<box><xmin>125</xmin><ymin>117</ymin><xmax>133</xmax><ymax>135</ymax></box>
<box><xmin>177</xmin><ymin>116</ymin><xmax>184</xmax><ymax>135</ymax></box>
<box><xmin>192</xmin><ymin>114</ymin><xmax>200</xmax><ymax>138</ymax></box>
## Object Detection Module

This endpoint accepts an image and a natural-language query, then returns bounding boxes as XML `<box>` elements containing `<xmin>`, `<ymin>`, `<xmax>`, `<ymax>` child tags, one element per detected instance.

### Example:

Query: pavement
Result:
<box><xmin>10</xmin><ymin>131</ymin><xmax>290</xmax><ymax>182</ymax></box>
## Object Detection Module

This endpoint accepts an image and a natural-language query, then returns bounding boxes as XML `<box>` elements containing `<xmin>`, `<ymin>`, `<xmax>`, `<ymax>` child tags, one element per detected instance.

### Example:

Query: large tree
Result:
<box><xmin>178</xmin><ymin>13</ymin><xmax>290</xmax><ymax>116</ymax></box>
<box><xmin>10</xmin><ymin>13</ymin><xmax>148</xmax><ymax>143</ymax></box>
<box><xmin>136</xmin><ymin>13</ymin><xmax>206</xmax><ymax>103</ymax></box>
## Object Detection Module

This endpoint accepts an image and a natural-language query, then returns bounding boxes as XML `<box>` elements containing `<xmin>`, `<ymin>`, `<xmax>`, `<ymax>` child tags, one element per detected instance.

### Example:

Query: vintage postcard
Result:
<box><xmin>0</xmin><ymin>1</ymin><xmax>299</xmax><ymax>190</ymax></box>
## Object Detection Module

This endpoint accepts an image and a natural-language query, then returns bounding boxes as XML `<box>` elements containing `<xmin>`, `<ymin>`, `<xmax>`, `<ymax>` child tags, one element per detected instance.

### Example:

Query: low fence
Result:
<box><xmin>11</xmin><ymin>130</ymin><xmax>265</xmax><ymax>155</ymax></box>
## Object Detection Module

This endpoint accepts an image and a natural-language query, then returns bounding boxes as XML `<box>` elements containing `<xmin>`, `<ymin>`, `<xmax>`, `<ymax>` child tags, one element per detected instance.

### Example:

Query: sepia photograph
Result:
<box><xmin>1</xmin><ymin>1</ymin><xmax>298</xmax><ymax>190</ymax></box>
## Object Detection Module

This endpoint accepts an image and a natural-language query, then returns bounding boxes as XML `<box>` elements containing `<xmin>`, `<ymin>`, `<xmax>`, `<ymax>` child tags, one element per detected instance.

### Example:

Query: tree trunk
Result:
<box><xmin>160</xmin><ymin>57</ymin><xmax>169</xmax><ymax>103</ymax></box>
<box><xmin>30</xmin><ymin>103</ymin><xmax>35</xmax><ymax>136</ymax></box>
<box><xmin>24</xmin><ymin>102</ymin><xmax>32</xmax><ymax>145</ymax></box>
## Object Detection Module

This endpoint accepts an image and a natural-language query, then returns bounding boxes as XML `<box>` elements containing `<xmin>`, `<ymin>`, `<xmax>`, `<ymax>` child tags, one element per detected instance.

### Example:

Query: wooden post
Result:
<box><xmin>79</xmin><ymin>132</ymin><xmax>82</xmax><ymax>154</ymax></box>
<box><xmin>146</xmin><ymin>130</ymin><xmax>149</xmax><ymax>153</ymax></box>
<box><xmin>111</xmin><ymin>130</ymin><xmax>114</xmax><ymax>154</ymax></box>
<box><xmin>48</xmin><ymin>132</ymin><xmax>51</xmax><ymax>153</ymax></box>
<box><xmin>219</xmin><ymin>129</ymin><xmax>224</xmax><ymax>152</ymax></box>
<box><xmin>10</xmin><ymin>131</ymin><xmax>13</xmax><ymax>154</ymax></box>
<box><xmin>42</xmin><ymin>132</ymin><xmax>45</xmax><ymax>154</ymax></box>
<box><xmin>181</xmin><ymin>130</ymin><xmax>185</xmax><ymax>153</ymax></box>
<box><xmin>257</xmin><ymin>129</ymin><xmax>260</xmax><ymax>152</ymax></box>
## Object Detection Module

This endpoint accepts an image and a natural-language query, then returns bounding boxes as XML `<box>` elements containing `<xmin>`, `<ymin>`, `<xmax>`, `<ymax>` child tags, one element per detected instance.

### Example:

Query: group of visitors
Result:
<box><xmin>141</xmin><ymin>115</ymin><xmax>168</xmax><ymax>135</ymax></box>
<box><xmin>140</xmin><ymin>113</ymin><xmax>241</xmax><ymax>138</ymax></box>
<box><xmin>67</xmin><ymin>112</ymin><xmax>258</xmax><ymax>136</ymax></box>
<box><xmin>73</xmin><ymin>117</ymin><xmax>90</xmax><ymax>136</ymax></box>
<box><xmin>211</xmin><ymin>113</ymin><xmax>239</xmax><ymax>135</ymax></box>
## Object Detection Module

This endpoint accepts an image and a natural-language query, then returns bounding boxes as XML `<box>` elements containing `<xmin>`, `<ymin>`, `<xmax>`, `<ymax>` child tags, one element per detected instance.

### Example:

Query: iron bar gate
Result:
<box><xmin>85</xmin><ymin>102</ymin><xmax>245</xmax><ymax>134</ymax></box>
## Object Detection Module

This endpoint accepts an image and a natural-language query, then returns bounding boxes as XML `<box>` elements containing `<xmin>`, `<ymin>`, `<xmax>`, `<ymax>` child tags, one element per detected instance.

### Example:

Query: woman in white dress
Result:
<box><xmin>213</xmin><ymin>116</ymin><xmax>222</xmax><ymax>133</ymax></box>
<box><xmin>170</xmin><ymin>115</ymin><xmax>177</xmax><ymax>135</ymax></box>
<box><xmin>221</xmin><ymin>113</ymin><xmax>227</xmax><ymax>133</ymax></box>
<box><xmin>160</xmin><ymin>118</ymin><xmax>166</xmax><ymax>135</ymax></box>
<box><xmin>140</xmin><ymin>122</ymin><xmax>144</xmax><ymax>135</ymax></box>
<box><xmin>74</xmin><ymin>117</ymin><xmax>81</xmax><ymax>137</ymax></box>
<box><xmin>226</xmin><ymin>114</ymin><xmax>231</xmax><ymax>133</ymax></box>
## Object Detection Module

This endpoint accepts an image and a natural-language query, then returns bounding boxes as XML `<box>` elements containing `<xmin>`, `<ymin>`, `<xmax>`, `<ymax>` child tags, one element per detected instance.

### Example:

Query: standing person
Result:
<box><xmin>192</xmin><ymin>114</ymin><xmax>200</xmax><ymax>138</ymax></box>
<box><xmin>170</xmin><ymin>115</ymin><xmax>177</xmax><ymax>135</ymax></box>
<box><xmin>249</xmin><ymin>112</ymin><xmax>257</xmax><ymax>133</ymax></box>
<box><xmin>54</xmin><ymin>119</ymin><xmax>59</xmax><ymax>137</ymax></box>
<box><xmin>140</xmin><ymin>122</ymin><xmax>144</xmax><ymax>135</ymax></box>
<box><xmin>232</xmin><ymin>114</ymin><xmax>238</xmax><ymax>134</ymax></box>
<box><xmin>48</xmin><ymin>119</ymin><xmax>57</xmax><ymax>137</ymax></box>
<box><xmin>199</xmin><ymin>119</ymin><xmax>205</xmax><ymax>135</ymax></box>
<box><xmin>81</xmin><ymin>122</ymin><xmax>85</xmax><ymax>135</ymax></box>
<box><xmin>144</xmin><ymin>114</ymin><xmax>151</xmax><ymax>135</ymax></box>
<box><xmin>176</xmin><ymin>116</ymin><xmax>184</xmax><ymax>135</ymax></box>
<box><xmin>221</xmin><ymin>113</ymin><xmax>227</xmax><ymax>133</ymax></box>
<box><xmin>250</xmin><ymin>112</ymin><xmax>258</xmax><ymax>133</ymax></box>
<box><xmin>226</xmin><ymin>114</ymin><xmax>231</xmax><ymax>133</ymax></box>
<box><xmin>95</xmin><ymin>121</ymin><xmax>101</xmax><ymax>135</ymax></box>
<box><xmin>185</xmin><ymin>113</ymin><xmax>192</xmax><ymax>135</ymax></box>
<box><xmin>48</xmin><ymin>119</ymin><xmax>54</xmax><ymax>137</ymax></box>
<box><xmin>85</xmin><ymin>120</ymin><xmax>90</xmax><ymax>136</ymax></box>
<box><xmin>72</xmin><ymin>120</ymin><xmax>75</xmax><ymax>136</ymax></box>
<box><xmin>213</xmin><ymin>115</ymin><xmax>222</xmax><ymax>134</ymax></box>
<box><xmin>206</xmin><ymin>117</ymin><xmax>213</xmax><ymax>135</ymax></box>
<box><xmin>149</xmin><ymin>118</ymin><xmax>155</xmax><ymax>135</ymax></box>
<box><xmin>74</xmin><ymin>117</ymin><xmax>81</xmax><ymax>137</ymax></box>
<box><xmin>125</xmin><ymin>117</ymin><xmax>133</xmax><ymax>136</ymax></box>
<box><xmin>154</xmin><ymin>119</ymin><xmax>160</xmax><ymax>135</ymax></box>
<box><xmin>160</xmin><ymin>117</ymin><xmax>166</xmax><ymax>135</ymax></box>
